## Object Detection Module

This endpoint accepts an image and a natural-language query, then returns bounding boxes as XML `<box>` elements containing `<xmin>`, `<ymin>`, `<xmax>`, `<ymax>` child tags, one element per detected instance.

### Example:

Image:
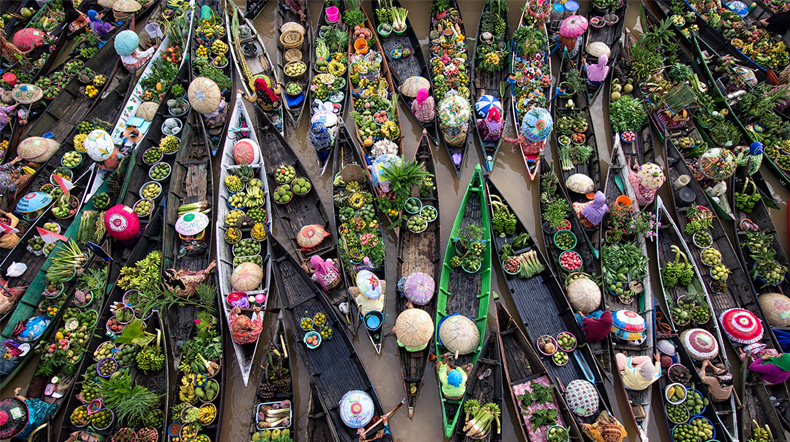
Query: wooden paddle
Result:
<box><xmin>358</xmin><ymin>397</ymin><xmax>407</xmax><ymax>438</ymax></box>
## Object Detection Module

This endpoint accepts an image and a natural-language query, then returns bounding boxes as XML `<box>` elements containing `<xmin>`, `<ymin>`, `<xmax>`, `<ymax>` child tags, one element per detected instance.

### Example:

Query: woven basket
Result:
<box><xmin>280</xmin><ymin>22</ymin><xmax>306</xmax><ymax>36</ymax></box>
<box><xmin>285</xmin><ymin>49</ymin><xmax>302</xmax><ymax>63</ymax></box>
<box><xmin>280</xmin><ymin>30</ymin><xmax>304</xmax><ymax>49</ymax></box>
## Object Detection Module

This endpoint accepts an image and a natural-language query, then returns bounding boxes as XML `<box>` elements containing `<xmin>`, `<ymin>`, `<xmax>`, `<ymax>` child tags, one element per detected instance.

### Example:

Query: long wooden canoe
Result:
<box><xmin>250</xmin><ymin>312</ymin><xmax>294</xmax><ymax>437</ymax></box>
<box><xmin>583</xmin><ymin>0</ymin><xmax>626</xmax><ymax>102</ymax></box>
<box><xmin>270</xmin><ymin>233</ymin><xmax>385</xmax><ymax>442</ymax></box>
<box><xmin>470</xmin><ymin>0</ymin><xmax>509</xmax><ymax>172</ymax></box>
<box><xmin>395</xmin><ymin>131</ymin><xmax>441</xmax><ymax>418</ymax></box>
<box><xmin>306</xmin><ymin>381</ymin><xmax>340</xmax><ymax>442</ymax></box>
<box><xmin>254</xmin><ymin>106</ymin><xmax>356</xmax><ymax>333</ymax></box>
<box><xmin>275</xmin><ymin>0</ymin><xmax>312</xmax><ymax>127</ymax></box>
<box><xmin>436</xmin><ymin>164</ymin><xmax>491</xmax><ymax>438</ymax></box>
<box><xmin>215</xmin><ymin>94</ymin><xmax>273</xmax><ymax>386</ymax></box>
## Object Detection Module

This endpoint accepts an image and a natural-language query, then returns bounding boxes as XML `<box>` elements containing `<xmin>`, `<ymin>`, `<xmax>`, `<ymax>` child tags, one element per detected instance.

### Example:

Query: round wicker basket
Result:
<box><xmin>280</xmin><ymin>22</ymin><xmax>306</xmax><ymax>36</ymax></box>
<box><xmin>285</xmin><ymin>48</ymin><xmax>302</xmax><ymax>63</ymax></box>
<box><xmin>280</xmin><ymin>30</ymin><xmax>304</xmax><ymax>49</ymax></box>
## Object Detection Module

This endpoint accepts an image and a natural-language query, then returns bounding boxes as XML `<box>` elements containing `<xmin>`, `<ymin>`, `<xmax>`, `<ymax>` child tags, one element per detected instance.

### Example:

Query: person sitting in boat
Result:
<box><xmin>411</xmin><ymin>88</ymin><xmax>435</xmax><ymax>124</ymax></box>
<box><xmin>574</xmin><ymin>310</ymin><xmax>613</xmax><ymax>343</ymax></box>
<box><xmin>348</xmin><ymin>270</ymin><xmax>385</xmax><ymax>316</ymax></box>
<box><xmin>581</xmin><ymin>55</ymin><xmax>609</xmax><ymax>88</ymax></box>
<box><xmin>575</xmin><ymin>191</ymin><xmax>608</xmax><ymax>228</ymax></box>
<box><xmin>757</xmin><ymin>6</ymin><xmax>790</xmax><ymax>36</ymax></box>
<box><xmin>697</xmin><ymin>360</ymin><xmax>733</xmax><ymax>401</ymax></box>
<box><xmin>0</xmin><ymin>102</ymin><xmax>17</xmax><ymax>133</ymax></box>
<box><xmin>0</xmin><ymin>388</ymin><xmax>58</xmax><ymax>440</ymax></box>
<box><xmin>503</xmin><ymin>131</ymin><xmax>542</xmax><ymax>158</ymax></box>
<box><xmin>239</xmin><ymin>77</ymin><xmax>282</xmax><ymax>112</ymax></box>
<box><xmin>229</xmin><ymin>306</ymin><xmax>263</xmax><ymax>346</ymax></box>
<box><xmin>748</xmin><ymin>350</ymin><xmax>790</xmax><ymax>385</ymax></box>
<box><xmin>86</xmin><ymin>10</ymin><xmax>113</xmax><ymax>38</ymax></box>
<box><xmin>308</xmin><ymin>255</ymin><xmax>341</xmax><ymax>293</ymax></box>
<box><xmin>476</xmin><ymin>107</ymin><xmax>503</xmax><ymax>142</ymax></box>
<box><xmin>358</xmin><ymin>415</ymin><xmax>392</xmax><ymax>442</ymax></box>
<box><xmin>309</xmin><ymin>122</ymin><xmax>333</xmax><ymax>163</ymax></box>
<box><xmin>202</xmin><ymin>98</ymin><xmax>228</xmax><ymax>130</ymax></box>
<box><xmin>432</xmin><ymin>355</ymin><xmax>469</xmax><ymax>400</ymax></box>
<box><xmin>615</xmin><ymin>352</ymin><xmax>661</xmax><ymax>391</ymax></box>
<box><xmin>120</xmin><ymin>44</ymin><xmax>159</xmax><ymax>71</ymax></box>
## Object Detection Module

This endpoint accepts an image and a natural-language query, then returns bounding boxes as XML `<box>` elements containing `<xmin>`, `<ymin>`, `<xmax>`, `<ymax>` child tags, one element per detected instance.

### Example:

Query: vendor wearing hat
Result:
<box><xmin>358</xmin><ymin>415</ymin><xmax>393</xmax><ymax>442</ymax></box>
<box><xmin>615</xmin><ymin>352</ymin><xmax>661</xmax><ymax>391</ymax></box>
<box><xmin>238</xmin><ymin>77</ymin><xmax>281</xmax><ymax>112</ymax></box>
<box><xmin>0</xmin><ymin>388</ymin><xmax>57</xmax><ymax>440</ymax></box>
<box><xmin>229</xmin><ymin>306</ymin><xmax>263</xmax><ymax>346</ymax></box>
<box><xmin>698</xmin><ymin>360</ymin><xmax>734</xmax><ymax>401</ymax></box>
<box><xmin>115</xmin><ymin>30</ymin><xmax>158</xmax><ymax>71</ymax></box>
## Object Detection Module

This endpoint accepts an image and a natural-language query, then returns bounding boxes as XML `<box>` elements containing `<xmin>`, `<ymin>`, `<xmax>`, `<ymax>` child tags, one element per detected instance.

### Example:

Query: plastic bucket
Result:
<box><xmin>551</xmin><ymin>2</ymin><xmax>564</xmax><ymax>20</ymax></box>
<box><xmin>564</xmin><ymin>0</ymin><xmax>579</xmax><ymax>16</ymax></box>
<box><xmin>326</xmin><ymin>6</ymin><xmax>340</xmax><ymax>23</ymax></box>
<box><xmin>364</xmin><ymin>311</ymin><xmax>387</xmax><ymax>332</ymax></box>
<box><xmin>145</xmin><ymin>23</ymin><xmax>163</xmax><ymax>41</ymax></box>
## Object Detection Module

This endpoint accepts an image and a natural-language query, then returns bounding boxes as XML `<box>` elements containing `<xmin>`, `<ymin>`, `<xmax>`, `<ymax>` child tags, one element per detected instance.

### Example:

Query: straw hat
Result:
<box><xmin>399</xmin><ymin>272</ymin><xmax>435</xmax><ymax>306</ymax></box>
<box><xmin>136</xmin><ymin>101</ymin><xmax>158</xmax><ymax>121</ymax></box>
<box><xmin>297</xmin><ymin>224</ymin><xmax>329</xmax><ymax>249</ymax></box>
<box><xmin>759</xmin><ymin>292</ymin><xmax>790</xmax><ymax>327</ymax></box>
<box><xmin>566</xmin><ymin>273</ymin><xmax>600</xmax><ymax>314</ymax></box>
<box><xmin>566</xmin><ymin>173</ymin><xmax>595</xmax><ymax>194</ymax></box>
<box><xmin>98</xmin><ymin>0</ymin><xmax>116</xmax><ymax>7</ymax></box>
<box><xmin>339</xmin><ymin>391</ymin><xmax>374</xmax><ymax>429</ymax></box>
<box><xmin>680</xmin><ymin>328</ymin><xmax>719</xmax><ymax>361</ymax></box>
<box><xmin>400</xmin><ymin>76</ymin><xmax>430</xmax><ymax>98</ymax></box>
<box><xmin>113</xmin><ymin>0</ymin><xmax>141</xmax><ymax>13</ymax></box>
<box><xmin>188</xmin><ymin>77</ymin><xmax>221</xmax><ymax>115</ymax></box>
<box><xmin>438</xmin><ymin>314</ymin><xmax>479</xmax><ymax>355</ymax></box>
<box><xmin>585</xmin><ymin>42</ymin><xmax>611</xmax><ymax>58</ymax></box>
<box><xmin>85</xmin><ymin>130</ymin><xmax>114</xmax><ymax>162</ymax></box>
<box><xmin>565</xmin><ymin>380</ymin><xmax>599</xmax><ymax>417</ymax></box>
<box><xmin>18</xmin><ymin>137</ymin><xmax>59</xmax><ymax>162</ymax></box>
<box><xmin>393</xmin><ymin>308</ymin><xmax>434</xmax><ymax>350</ymax></box>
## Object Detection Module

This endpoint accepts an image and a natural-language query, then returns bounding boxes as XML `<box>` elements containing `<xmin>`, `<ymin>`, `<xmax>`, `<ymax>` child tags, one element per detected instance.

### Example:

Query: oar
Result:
<box><xmin>358</xmin><ymin>397</ymin><xmax>407</xmax><ymax>438</ymax></box>
<box><xmin>582</xmin><ymin>229</ymin><xmax>600</xmax><ymax>259</ymax></box>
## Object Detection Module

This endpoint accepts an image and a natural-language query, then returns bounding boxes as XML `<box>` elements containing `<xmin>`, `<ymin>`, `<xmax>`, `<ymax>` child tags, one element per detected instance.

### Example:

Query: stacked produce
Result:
<box><xmin>333</xmin><ymin>177</ymin><xmax>386</xmax><ymax>271</ymax></box>
<box><xmin>510</xmin><ymin>0</ymin><xmax>551</xmax><ymax>121</ymax></box>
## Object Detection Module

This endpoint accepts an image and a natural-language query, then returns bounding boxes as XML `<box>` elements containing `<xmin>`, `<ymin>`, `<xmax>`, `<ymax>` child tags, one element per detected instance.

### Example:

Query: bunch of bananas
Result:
<box><xmin>244</xmin><ymin>185</ymin><xmax>264</xmax><ymax>208</ymax></box>
<box><xmin>73</xmin><ymin>133</ymin><xmax>87</xmax><ymax>152</ymax></box>
<box><xmin>136</xmin><ymin>344</ymin><xmax>164</xmax><ymax>374</ymax></box>
<box><xmin>179</xmin><ymin>376</ymin><xmax>197</xmax><ymax>402</ymax></box>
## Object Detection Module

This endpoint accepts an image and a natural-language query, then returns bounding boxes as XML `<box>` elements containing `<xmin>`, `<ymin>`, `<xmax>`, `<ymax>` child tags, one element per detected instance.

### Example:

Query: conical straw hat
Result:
<box><xmin>113</xmin><ymin>0</ymin><xmax>141</xmax><ymax>13</ymax></box>
<box><xmin>393</xmin><ymin>308</ymin><xmax>434</xmax><ymax>349</ymax></box>
<box><xmin>136</xmin><ymin>101</ymin><xmax>158</xmax><ymax>121</ymax></box>
<box><xmin>438</xmin><ymin>314</ymin><xmax>479</xmax><ymax>355</ymax></box>
<box><xmin>98</xmin><ymin>0</ymin><xmax>116</xmax><ymax>7</ymax></box>
<box><xmin>188</xmin><ymin>77</ymin><xmax>221</xmax><ymax>114</ymax></box>
<box><xmin>18</xmin><ymin>137</ymin><xmax>58</xmax><ymax>162</ymax></box>
<box><xmin>400</xmin><ymin>76</ymin><xmax>430</xmax><ymax>98</ymax></box>
<box><xmin>759</xmin><ymin>292</ymin><xmax>790</xmax><ymax>327</ymax></box>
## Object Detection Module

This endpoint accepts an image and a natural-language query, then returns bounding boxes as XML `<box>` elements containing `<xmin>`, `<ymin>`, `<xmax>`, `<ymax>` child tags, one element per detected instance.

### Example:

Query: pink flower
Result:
<box><xmin>194</xmin><ymin>319</ymin><xmax>201</xmax><ymax>324</ymax></box>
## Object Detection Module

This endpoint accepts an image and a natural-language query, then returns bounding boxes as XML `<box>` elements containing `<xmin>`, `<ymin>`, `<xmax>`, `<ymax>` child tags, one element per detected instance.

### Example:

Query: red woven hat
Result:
<box><xmin>104</xmin><ymin>205</ymin><xmax>140</xmax><ymax>241</ymax></box>
<box><xmin>719</xmin><ymin>308</ymin><xmax>763</xmax><ymax>345</ymax></box>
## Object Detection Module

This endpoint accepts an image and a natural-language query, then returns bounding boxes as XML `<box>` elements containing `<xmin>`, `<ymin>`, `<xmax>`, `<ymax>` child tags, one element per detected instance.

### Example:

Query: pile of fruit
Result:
<box><xmin>225</xmin><ymin>209</ymin><xmax>244</xmax><ymax>226</ymax></box>
<box><xmin>274</xmin><ymin>185</ymin><xmax>293</xmax><ymax>204</ymax></box>
<box><xmin>134</xmin><ymin>199</ymin><xmax>153</xmax><ymax>216</ymax></box>
<box><xmin>149</xmin><ymin>162</ymin><xmax>170</xmax><ymax>180</ymax></box>
<box><xmin>729</xmin><ymin>28</ymin><xmax>789</xmax><ymax>69</ymax></box>
<box><xmin>62</xmin><ymin>151</ymin><xmax>82</xmax><ymax>168</ymax></box>
<box><xmin>97</xmin><ymin>357</ymin><xmax>117</xmax><ymax>376</ymax></box>
<box><xmin>229</xmin><ymin>191</ymin><xmax>247</xmax><ymax>209</ymax></box>
<box><xmin>93</xmin><ymin>75</ymin><xmax>106</xmax><ymax>87</ymax></box>
<box><xmin>686</xmin><ymin>389</ymin><xmax>708</xmax><ymax>415</ymax></box>
<box><xmin>211</xmin><ymin>40</ymin><xmax>227</xmax><ymax>54</ymax></box>
<box><xmin>141</xmin><ymin>182</ymin><xmax>161</xmax><ymax>199</ymax></box>
<box><xmin>144</xmin><ymin>147</ymin><xmax>163</xmax><ymax>164</ymax></box>
<box><xmin>213</xmin><ymin>55</ymin><xmax>228</xmax><ymax>67</ymax></box>
<box><xmin>52</xmin><ymin>195</ymin><xmax>77</xmax><ymax>218</ymax></box>
<box><xmin>233</xmin><ymin>239</ymin><xmax>260</xmax><ymax>257</ymax></box>
<box><xmin>666</xmin><ymin>384</ymin><xmax>686</xmax><ymax>403</ymax></box>
<box><xmin>559</xmin><ymin>251</ymin><xmax>582</xmax><ymax>271</ymax></box>
<box><xmin>300</xmin><ymin>317</ymin><xmax>313</xmax><ymax>330</ymax></box>
<box><xmin>284</xmin><ymin>61</ymin><xmax>306</xmax><ymax>77</ymax></box>
<box><xmin>234</xmin><ymin>255</ymin><xmax>263</xmax><ymax>267</ymax></box>
<box><xmin>421</xmin><ymin>205</ymin><xmax>437</xmax><ymax>221</ymax></box>
<box><xmin>557</xmin><ymin>332</ymin><xmax>575</xmax><ymax>351</ymax></box>
<box><xmin>554</xmin><ymin>230</ymin><xmax>575</xmax><ymax>249</ymax></box>
<box><xmin>245</xmin><ymin>181</ymin><xmax>265</xmax><ymax>207</ymax></box>
<box><xmin>665</xmin><ymin>403</ymin><xmax>689</xmax><ymax>424</ymax></box>
<box><xmin>407</xmin><ymin>214</ymin><xmax>427</xmax><ymax>233</ymax></box>
<box><xmin>159</xmin><ymin>135</ymin><xmax>179</xmax><ymax>153</ymax></box>
<box><xmin>196</xmin><ymin>45</ymin><xmax>209</xmax><ymax>58</ymax></box>
<box><xmin>291</xmin><ymin>177</ymin><xmax>311</xmax><ymax>195</ymax></box>
<box><xmin>700</xmin><ymin>248</ymin><xmax>722</xmax><ymax>266</ymax></box>
<box><xmin>304</xmin><ymin>332</ymin><xmax>320</xmax><ymax>347</ymax></box>
<box><xmin>84</xmin><ymin>85</ymin><xmax>98</xmax><ymax>98</ymax></box>
<box><xmin>275</xmin><ymin>165</ymin><xmax>295</xmax><ymax>184</ymax></box>
<box><xmin>552</xmin><ymin>351</ymin><xmax>568</xmax><ymax>365</ymax></box>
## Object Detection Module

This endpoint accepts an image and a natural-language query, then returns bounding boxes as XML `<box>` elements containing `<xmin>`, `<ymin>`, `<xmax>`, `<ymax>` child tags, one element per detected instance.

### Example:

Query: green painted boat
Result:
<box><xmin>435</xmin><ymin>164</ymin><xmax>492</xmax><ymax>438</ymax></box>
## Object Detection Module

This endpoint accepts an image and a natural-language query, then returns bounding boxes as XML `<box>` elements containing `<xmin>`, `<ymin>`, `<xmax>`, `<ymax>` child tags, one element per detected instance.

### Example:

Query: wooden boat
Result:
<box><xmin>394</xmin><ymin>131</ymin><xmax>440</xmax><ymax>418</ymax></box>
<box><xmin>0</xmin><ymin>20</ymin><xmax>132</xmax><ymax>210</ymax></box>
<box><xmin>214</xmin><ymin>93</ymin><xmax>273</xmax><ymax>386</ymax></box>
<box><xmin>189</xmin><ymin>0</ymin><xmax>236</xmax><ymax>156</ymax></box>
<box><xmin>109</xmin><ymin>3</ymin><xmax>195</xmax><ymax>150</ymax></box>
<box><xmin>553</xmin><ymin>0</ymin><xmax>587</xmax><ymax>111</ymax></box>
<box><xmin>269</xmin><ymin>233</ymin><xmax>385</xmax><ymax>442</ymax></box>
<box><xmin>429</xmin><ymin>0</ymin><xmax>470</xmax><ymax>178</ymax></box>
<box><xmin>308</xmin><ymin>0</ymin><xmax>346</xmax><ymax>166</ymax></box>
<box><xmin>2</xmin><ymin>0</ymin><xmax>37</xmax><ymax>33</ymax></box>
<box><xmin>245</xmin><ymin>0</ymin><xmax>266</xmax><ymax>20</ymax></box>
<box><xmin>510</xmin><ymin>2</ymin><xmax>552</xmax><ymax>181</ymax></box>
<box><xmin>275</xmin><ymin>0</ymin><xmax>312</xmax><ymax>127</ymax></box>
<box><xmin>372</xmin><ymin>0</ymin><xmax>439</xmax><ymax>147</ymax></box>
<box><xmin>583</xmin><ymin>0</ymin><xmax>627</xmax><ymax>102</ymax></box>
<box><xmin>599</xmin><ymin>143</ymin><xmax>655</xmax><ymax>440</ymax></box>
<box><xmin>551</xmin><ymin>103</ymin><xmax>602</xmax><ymax>258</ymax></box>
<box><xmin>470</xmin><ymin>0</ymin><xmax>509</xmax><ymax>172</ymax></box>
<box><xmin>306</xmin><ymin>381</ymin><xmax>341</xmax><ymax>442</ymax></box>
<box><xmin>495</xmin><ymin>299</ymin><xmax>584</xmax><ymax>441</ymax></box>
<box><xmin>254</xmin><ymin>106</ymin><xmax>356</xmax><ymax>332</ymax></box>
<box><xmin>435</xmin><ymin>164</ymin><xmax>491</xmax><ymax>438</ymax></box>
<box><xmin>249</xmin><ymin>313</ymin><xmax>294</xmax><ymax>438</ymax></box>
<box><xmin>492</xmin><ymin>167</ymin><xmax>612</xmax><ymax>429</ymax></box>
<box><xmin>226</xmin><ymin>0</ymin><xmax>284</xmax><ymax>135</ymax></box>
<box><xmin>331</xmin><ymin>123</ymin><xmax>383</xmax><ymax>352</ymax></box>
<box><xmin>655</xmin><ymin>196</ymin><xmax>739</xmax><ymax>442</ymax></box>
<box><xmin>653</xmin><ymin>300</ymin><xmax>751</xmax><ymax>442</ymax></box>
<box><xmin>161</xmin><ymin>111</ymin><xmax>214</xmax><ymax>367</ymax></box>
<box><xmin>55</xmin><ymin>207</ymin><xmax>167</xmax><ymax>442</ymax></box>
<box><xmin>347</xmin><ymin>8</ymin><xmax>403</xmax><ymax>162</ymax></box>
<box><xmin>452</xmin><ymin>324</ymin><xmax>503</xmax><ymax>442</ymax></box>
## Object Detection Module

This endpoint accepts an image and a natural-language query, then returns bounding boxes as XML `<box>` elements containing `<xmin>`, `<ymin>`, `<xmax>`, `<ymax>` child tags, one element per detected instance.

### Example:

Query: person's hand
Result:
<box><xmin>14</xmin><ymin>387</ymin><xmax>21</xmax><ymax>396</ymax></box>
<box><xmin>654</xmin><ymin>352</ymin><xmax>661</xmax><ymax>361</ymax></box>
<box><xmin>582</xmin><ymin>57</ymin><xmax>587</xmax><ymax>64</ymax></box>
<box><xmin>763</xmin><ymin>354</ymin><xmax>772</xmax><ymax>360</ymax></box>
<box><xmin>233</xmin><ymin>306</ymin><xmax>240</xmax><ymax>314</ymax></box>
<box><xmin>237</xmin><ymin>89</ymin><xmax>244</xmax><ymax>95</ymax></box>
<box><xmin>382</xmin><ymin>415</ymin><xmax>388</xmax><ymax>425</ymax></box>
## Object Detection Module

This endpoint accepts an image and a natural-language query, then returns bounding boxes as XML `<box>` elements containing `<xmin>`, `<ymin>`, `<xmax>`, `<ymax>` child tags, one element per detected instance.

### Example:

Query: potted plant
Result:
<box><xmin>462</xmin><ymin>254</ymin><xmax>482</xmax><ymax>273</ymax></box>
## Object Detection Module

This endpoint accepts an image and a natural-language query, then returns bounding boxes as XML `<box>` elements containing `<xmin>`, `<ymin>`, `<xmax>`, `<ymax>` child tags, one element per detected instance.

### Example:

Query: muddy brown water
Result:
<box><xmin>8</xmin><ymin>1</ymin><xmax>790</xmax><ymax>441</ymax></box>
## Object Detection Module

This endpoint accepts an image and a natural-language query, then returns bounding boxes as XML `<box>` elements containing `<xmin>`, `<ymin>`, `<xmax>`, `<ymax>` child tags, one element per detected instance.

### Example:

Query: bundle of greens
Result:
<box><xmin>540</xmin><ymin>170</ymin><xmax>569</xmax><ymax>229</ymax></box>
<box><xmin>99</xmin><ymin>369</ymin><xmax>162</xmax><ymax>427</ymax></box>
<box><xmin>662</xmin><ymin>245</ymin><xmax>695</xmax><ymax>287</ymax></box>
<box><xmin>602</xmin><ymin>243</ymin><xmax>649</xmax><ymax>286</ymax></box>
<box><xmin>462</xmin><ymin>399</ymin><xmax>501</xmax><ymax>438</ymax></box>
<box><xmin>46</xmin><ymin>240</ymin><xmax>88</xmax><ymax>283</ymax></box>
<box><xmin>490</xmin><ymin>195</ymin><xmax>516</xmax><ymax>236</ymax></box>
<box><xmin>610</xmin><ymin>95</ymin><xmax>646</xmax><ymax>133</ymax></box>
<box><xmin>734</xmin><ymin>178</ymin><xmax>761</xmax><ymax>213</ymax></box>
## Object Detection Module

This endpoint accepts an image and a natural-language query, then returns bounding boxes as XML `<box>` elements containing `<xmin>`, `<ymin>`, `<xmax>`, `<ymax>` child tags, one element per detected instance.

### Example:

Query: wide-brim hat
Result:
<box><xmin>720</xmin><ymin>308</ymin><xmax>764</xmax><ymax>345</ymax></box>
<box><xmin>188</xmin><ymin>77</ymin><xmax>221</xmax><ymax>114</ymax></box>
<box><xmin>680</xmin><ymin>328</ymin><xmax>719</xmax><ymax>361</ymax></box>
<box><xmin>393</xmin><ymin>308</ymin><xmax>434</xmax><ymax>348</ymax></box>
<box><xmin>0</xmin><ymin>397</ymin><xmax>29</xmax><ymax>439</ymax></box>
